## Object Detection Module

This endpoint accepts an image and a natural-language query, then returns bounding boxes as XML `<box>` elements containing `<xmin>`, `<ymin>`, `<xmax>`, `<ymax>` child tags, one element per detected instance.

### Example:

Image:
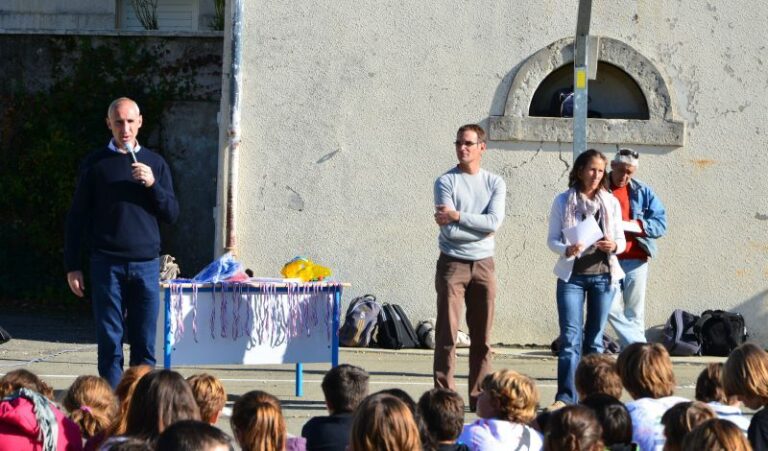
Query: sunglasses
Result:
<box><xmin>618</xmin><ymin>148</ymin><xmax>639</xmax><ymax>159</ymax></box>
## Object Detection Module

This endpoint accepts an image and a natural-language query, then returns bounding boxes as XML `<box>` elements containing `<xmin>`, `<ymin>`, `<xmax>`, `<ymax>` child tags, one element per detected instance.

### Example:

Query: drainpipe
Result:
<box><xmin>224</xmin><ymin>0</ymin><xmax>243</xmax><ymax>253</ymax></box>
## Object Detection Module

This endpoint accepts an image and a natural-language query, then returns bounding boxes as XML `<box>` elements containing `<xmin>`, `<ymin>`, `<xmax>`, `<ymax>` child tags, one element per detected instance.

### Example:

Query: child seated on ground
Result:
<box><xmin>156</xmin><ymin>419</ymin><xmax>233</xmax><ymax>451</ymax></box>
<box><xmin>0</xmin><ymin>368</ymin><xmax>83</xmax><ymax>451</ymax></box>
<box><xmin>575</xmin><ymin>353</ymin><xmax>623</xmax><ymax>400</ymax></box>
<box><xmin>544</xmin><ymin>405</ymin><xmax>604</xmax><ymax>451</ymax></box>
<box><xmin>660</xmin><ymin>401</ymin><xmax>715</xmax><ymax>451</ymax></box>
<box><xmin>580</xmin><ymin>393</ymin><xmax>636</xmax><ymax>451</ymax></box>
<box><xmin>301</xmin><ymin>364</ymin><xmax>369</xmax><ymax>451</ymax></box>
<box><xmin>458</xmin><ymin>369</ymin><xmax>543</xmax><ymax>451</ymax></box>
<box><xmin>62</xmin><ymin>375</ymin><xmax>118</xmax><ymax>440</ymax></box>
<box><xmin>681</xmin><ymin>418</ymin><xmax>751</xmax><ymax>451</ymax></box>
<box><xmin>722</xmin><ymin>343</ymin><xmax>768</xmax><ymax>450</ymax></box>
<box><xmin>232</xmin><ymin>390</ymin><xmax>306</xmax><ymax>451</ymax></box>
<box><xmin>349</xmin><ymin>393</ymin><xmax>421</xmax><ymax>451</ymax></box>
<box><xmin>694</xmin><ymin>362</ymin><xmax>750</xmax><ymax>434</ymax></box>
<box><xmin>616</xmin><ymin>343</ymin><xmax>688</xmax><ymax>451</ymax></box>
<box><xmin>186</xmin><ymin>373</ymin><xmax>227</xmax><ymax>425</ymax></box>
<box><xmin>417</xmin><ymin>388</ymin><xmax>469</xmax><ymax>451</ymax></box>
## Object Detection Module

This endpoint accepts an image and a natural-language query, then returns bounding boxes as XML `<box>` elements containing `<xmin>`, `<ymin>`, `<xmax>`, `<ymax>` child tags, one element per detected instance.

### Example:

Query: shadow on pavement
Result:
<box><xmin>1</xmin><ymin>311</ymin><xmax>95</xmax><ymax>344</ymax></box>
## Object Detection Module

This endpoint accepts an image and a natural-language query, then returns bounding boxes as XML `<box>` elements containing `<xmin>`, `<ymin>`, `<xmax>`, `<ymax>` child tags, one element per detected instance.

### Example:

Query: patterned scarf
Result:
<box><xmin>2</xmin><ymin>388</ymin><xmax>58</xmax><ymax>451</ymax></box>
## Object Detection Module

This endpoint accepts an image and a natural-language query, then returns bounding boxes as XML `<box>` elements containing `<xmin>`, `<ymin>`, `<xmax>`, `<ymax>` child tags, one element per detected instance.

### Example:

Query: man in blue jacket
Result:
<box><xmin>607</xmin><ymin>148</ymin><xmax>667</xmax><ymax>348</ymax></box>
<box><xmin>65</xmin><ymin>97</ymin><xmax>179</xmax><ymax>388</ymax></box>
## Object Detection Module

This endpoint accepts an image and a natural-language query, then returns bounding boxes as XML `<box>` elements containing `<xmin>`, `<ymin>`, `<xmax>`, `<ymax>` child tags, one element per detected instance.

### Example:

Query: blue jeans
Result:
<box><xmin>556</xmin><ymin>273</ymin><xmax>615</xmax><ymax>404</ymax></box>
<box><xmin>90</xmin><ymin>253</ymin><xmax>159</xmax><ymax>388</ymax></box>
<box><xmin>608</xmin><ymin>259</ymin><xmax>649</xmax><ymax>348</ymax></box>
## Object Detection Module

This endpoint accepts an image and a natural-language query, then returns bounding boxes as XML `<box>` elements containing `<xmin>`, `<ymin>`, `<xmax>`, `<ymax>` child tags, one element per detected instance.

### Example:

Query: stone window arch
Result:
<box><xmin>490</xmin><ymin>37</ymin><xmax>686</xmax><ymax>146</ymax></box>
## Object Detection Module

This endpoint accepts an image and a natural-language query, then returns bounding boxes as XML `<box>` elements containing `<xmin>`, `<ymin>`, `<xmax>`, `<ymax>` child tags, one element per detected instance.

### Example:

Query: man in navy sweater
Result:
<box><xmin>65</xmin><ymin>97</ymin><xmax>179</xmax><ymax>388</ymax></box>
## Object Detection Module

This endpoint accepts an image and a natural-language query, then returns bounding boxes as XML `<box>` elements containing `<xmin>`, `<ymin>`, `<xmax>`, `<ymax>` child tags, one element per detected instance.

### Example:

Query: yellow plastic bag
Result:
<box><xmin>280</xmin><ymin>256</ymin><xmax>332</xmax><ymax>282</ymax></box>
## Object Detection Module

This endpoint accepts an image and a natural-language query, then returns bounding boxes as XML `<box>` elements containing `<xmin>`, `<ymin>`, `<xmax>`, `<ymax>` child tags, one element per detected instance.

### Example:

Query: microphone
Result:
<box><xmin>124</xmin><ymin>142</ymin><xmax>145</xmax><ymax>185</ymax></box>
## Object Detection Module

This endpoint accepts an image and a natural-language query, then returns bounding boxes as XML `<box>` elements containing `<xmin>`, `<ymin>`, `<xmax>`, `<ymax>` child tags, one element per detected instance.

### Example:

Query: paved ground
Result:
<box><xmin>0</xmin><ymin>311</ymin><xmax>728</xmax><ymax>441</ymax></box>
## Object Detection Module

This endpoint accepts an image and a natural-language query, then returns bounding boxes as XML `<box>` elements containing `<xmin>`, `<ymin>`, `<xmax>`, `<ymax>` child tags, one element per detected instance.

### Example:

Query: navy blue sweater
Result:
<box><xmin>64</xmin><ymin>146</ymin><xmax>179</xmax><ymax>271</ymax></box>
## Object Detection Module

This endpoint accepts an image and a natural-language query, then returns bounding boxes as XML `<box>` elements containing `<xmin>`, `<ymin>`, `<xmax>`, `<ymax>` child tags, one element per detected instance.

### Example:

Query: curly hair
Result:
<box><xmin>62</xmin><ymin>375</ymin><xmax>118</xmax><ymax>439</ymax></box>
<box><xmin>575</xmin><ymin>354</ymin><xmax>622</xmax><ymax>399</ymax></box>
<box><xmin>186</xmin><ymin>373</ymin><xmax>227</xmax><ymax>424</ymax></box>
<box><xmin>480</xmin><ymin>369</ymin><xmax>538</xmax><ymax>423</ymax></box>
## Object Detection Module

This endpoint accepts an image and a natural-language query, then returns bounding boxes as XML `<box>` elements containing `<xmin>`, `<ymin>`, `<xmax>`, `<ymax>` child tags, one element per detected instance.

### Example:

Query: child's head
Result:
<box><xmin>579</xmin><ymin>393</ymin><xmax>632</xmax><ymax>447</ymax></box>
<box><xmin>186</xmin><ymin>373</ymin><xmax>227</xmax><ymax>425</ymax></box>
<box><xmin>156</xmin><ymin>420</ymin><xmax>233</xmax><ymax>451</ymax></box>
<box><xmin>349</xmin><ymin>393</ymin><xmax>421</xmax><ymax>451</ymax></box>
<box><xmin>616</xmin><ymin>343</ymin><xmax>676</xmax><ymax>399</ymax></box>
<box><xmin>681</xmin><ymin>418</ymin><xmax>751</xmax><ymax>451</ymax></box>
<box><xmin>376</xmin><ymin>388</ymin><xmax>417</xmax><ymax>414</ymax></box>
<box><xmin>477</xmin><ymin>369</ymin><xmax>538</xmax><ymax>423</ymax></box>
<box><xmin>321</xmin><ymin>364</ymin><xmax>369</xmax><ymax>414</ymax></box>
<box><xmin>0</xmin><ymin>369</ymin><xmax>53</xmax><ymax>399</ymax></box>
<box><xmin>722</xmin><ymin>342</ymin><xmax>768</xmax><ymax>410</ymax></box>
<box><xmin>124</xmin><ymin>369</ymin><xmax>201</xmax><ymax>440</ymax></box>
<box><xmin>109</xmin><ymin>364</ymin><xmax>153</xmax><ymax>437</ymax></box>
<box><xmin>575</xmin><ymin>354</ymin><xmax>622</xmax><ymax>400</ymax></box>
<box><xmin>695</xmin><ymin>363</ymin><xmax>727</xmax><ymax>404</ymax></box>
<box><xmin>230</xmin><ymin>390</ymin><xmax>285</xmax><ymax>451</ymax></box>
<box><xmin>417</xmin><ymin>388</ymin><xmax>465</xmax><ymax>444</ymax></box>
<box><xmin>661</xmin><ymin>401</ymin><xmax>716</xmax><ymax>451</ymax></box>
<box><xmin>62</xmin><ymin>375</ymin><xmax>118</xmax><ymax>439</ymax></box>
<box><xmin>544</xmin><ymin>405</ymin><xmax>604</xmax><ymax>451</ymax></box>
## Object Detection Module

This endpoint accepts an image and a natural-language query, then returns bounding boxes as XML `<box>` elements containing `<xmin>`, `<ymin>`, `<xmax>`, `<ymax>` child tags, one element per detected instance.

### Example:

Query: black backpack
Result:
<box><xmin>695</xmin><ymin>310</ymin><xmax>748</xmax><ymax>356</ymax></box>
<box><xmin>663</xmin><ymin>309</ymin><xmax>702</xmax><ymax>356</ymax></box>
<box><xmin>375</xmin><ymin>303</ymin><xmax>420</xmax><ymax>349</ymax></box>
<box><xmin>338</xmin><ymin>294</ymin><xmax>381</xmax><ymax>347</ymax></box>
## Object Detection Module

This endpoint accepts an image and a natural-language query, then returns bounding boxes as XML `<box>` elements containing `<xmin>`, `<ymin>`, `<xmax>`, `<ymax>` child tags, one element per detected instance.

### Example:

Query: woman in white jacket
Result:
<box><xmin>546</xmin><ymin>149</ymin><xmax>626</xmax><ymax>411</ymax></box>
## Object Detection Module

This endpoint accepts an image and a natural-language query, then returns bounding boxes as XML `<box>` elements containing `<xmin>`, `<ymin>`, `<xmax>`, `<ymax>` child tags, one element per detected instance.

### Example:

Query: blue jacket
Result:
<box><xmin>618</xmin><ymin>177</ymin><xmax>667</xmax><ymax>259</ymax></box>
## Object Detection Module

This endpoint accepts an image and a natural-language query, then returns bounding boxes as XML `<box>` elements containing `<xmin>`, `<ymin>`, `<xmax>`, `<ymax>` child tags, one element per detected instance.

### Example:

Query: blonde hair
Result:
<box><xmin>0</xmin><ymin>369</ymin><xmax>53</xmax><ymax>400</ymax></box>
<box><xmin>575</xmin><ymin>354</ymin><xmax>622</xmax><ymax>399</ymax></box>
<box><xmin>722</xmin><ymin>342</ymin><xmax>768</xmax><ymax>405</ymax></box>
<box><xmin>481</xmin><ymin>369</ymin><xmax>539</xmax><ymax>423</ymax></box>
<box><xmin>62</xmin><ymin>375</ymin><xmax>118</xmax><ymax>439</ymax></box>
<box><xmin>105</xmin><ymin>364</ymin><xmax>153</xmax><ymax>438</ymax></box>
<box><xmin>349</xmin><ymin>393</ymin><xmax>422</xmax><ymax>451</ymax></box>
<box><xmin>231</xmin><ymin>390</ymin><xmax>286</xmax><ymax>451</ymax></box>
<box><xmin>617</xmin><ymin>343</ymin><xmax>676</xmax><ymax>399</ymax></box>
<box><xmin>186</xmin><ymin>373</ymin><xmax>227</xmax><ymax>424</ymax></box>
<box><xmin>681</xmin><ymin>418</ymin><xmax>751</xmax><ymax>451</ymax></box>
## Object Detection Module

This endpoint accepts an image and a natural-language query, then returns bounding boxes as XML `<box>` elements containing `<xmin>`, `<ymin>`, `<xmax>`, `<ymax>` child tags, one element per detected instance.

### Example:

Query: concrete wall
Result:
<box><xmin>226</xmin><ymin>0</ymin><xmax>768</xmax><ymax>345</ymax></box>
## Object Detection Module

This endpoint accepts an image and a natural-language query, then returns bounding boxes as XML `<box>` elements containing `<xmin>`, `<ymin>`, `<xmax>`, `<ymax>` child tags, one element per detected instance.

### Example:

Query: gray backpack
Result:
<box><xmin>338</xmin><ymin>294</ymin><xmax>381</xmax><ymax>347</ymax></box>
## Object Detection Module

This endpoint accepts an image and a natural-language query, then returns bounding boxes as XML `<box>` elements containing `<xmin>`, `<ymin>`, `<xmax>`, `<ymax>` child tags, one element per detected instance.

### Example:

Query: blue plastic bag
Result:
<box><xmin>192</xmin><ymin>252</ymin><xmax>244</xmax><ymax>283</ymax></box>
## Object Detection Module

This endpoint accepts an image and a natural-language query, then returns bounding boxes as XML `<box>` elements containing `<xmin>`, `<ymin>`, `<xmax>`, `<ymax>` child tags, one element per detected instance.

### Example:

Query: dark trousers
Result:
<box><xmin>433</xmin><ymin>253</ymin><xmax>496</xmax><ymax>409</ymax></box>
<box><xmin>90</xmin><ymin>253</ymin><xmax>159</xmax><ymax>388</ymax></box>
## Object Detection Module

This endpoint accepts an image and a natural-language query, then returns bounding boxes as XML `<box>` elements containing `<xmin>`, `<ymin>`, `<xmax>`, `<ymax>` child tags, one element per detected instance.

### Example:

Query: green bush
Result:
<box><xmin>0</xmin><ymin>35</ymin><xmax>199</xmax><ymax>305</ymax></box>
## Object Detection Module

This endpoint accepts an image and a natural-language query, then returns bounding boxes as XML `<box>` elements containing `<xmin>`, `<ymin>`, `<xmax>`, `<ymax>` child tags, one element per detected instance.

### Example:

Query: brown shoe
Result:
<box><xmin>545</xmin><ymin>400</ymin><xmax>567</xmax><ymax>412</ymax></box>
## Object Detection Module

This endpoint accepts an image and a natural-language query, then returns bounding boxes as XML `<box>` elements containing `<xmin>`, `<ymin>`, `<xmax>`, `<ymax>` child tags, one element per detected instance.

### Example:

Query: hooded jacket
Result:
<box><xmin>0</xmin><ymin>397</ymin><xmax>83</xmax><ymax>451</ymax></box>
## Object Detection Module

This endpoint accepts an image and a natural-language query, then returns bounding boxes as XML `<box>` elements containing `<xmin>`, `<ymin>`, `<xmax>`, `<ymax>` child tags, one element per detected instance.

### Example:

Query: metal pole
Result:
<box><xmin>573</xmin><ymin>0</ymin><xmax>593</xmax><ymax>160</ymax></box>
<box><xmin>225</xmin><ymin>0</ymin><xmax>244</xmax><ymax>253</ymax></box>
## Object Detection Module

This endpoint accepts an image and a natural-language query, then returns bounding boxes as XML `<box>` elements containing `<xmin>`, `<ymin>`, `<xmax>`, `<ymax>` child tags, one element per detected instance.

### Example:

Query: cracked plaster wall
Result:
<box><xmin>233</xmin><ymin>0</ymin><xmax>768</xmax><ymax>345</ymax></box>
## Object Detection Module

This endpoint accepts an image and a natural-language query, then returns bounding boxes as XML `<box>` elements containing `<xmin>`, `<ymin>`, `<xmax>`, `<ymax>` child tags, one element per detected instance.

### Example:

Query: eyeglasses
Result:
<box><xmin>454</xmin><ymin>140</ymin><xmax>481</xmax><ymax>147</ymax></box>
<box><xmin>618</xmin><ymin>148</ymin><xmax>639</xmax><ymax>158</ymax></box>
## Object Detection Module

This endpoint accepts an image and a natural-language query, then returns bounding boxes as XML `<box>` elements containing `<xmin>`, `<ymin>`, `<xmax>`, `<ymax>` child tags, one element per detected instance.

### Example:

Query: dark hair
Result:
<box><xmin>545</xmin><ymin>405</ymin><xmax>604</xmax><ymax>451</ymax></box>
<box><xmin>377</xmin><ymin>388</ymin><xmax>417</xmax><ymax>414</ymax></box>
<box><xmin>695</xmin><ymin>363</ymin><xmax>727</xmax><ymax>404</ymax></box>
<box><xmin>156</xmin><ymin>420</ymin><xmax>233</xmax><ymax>451</ymax></box>
<box><xmin>0</xmin><ymin>369</ymin><xmax>54</xmax><ymax>400</ymax></box>
<box><xmin>575</xmin><ymin>354</ymin><xmax>622</xmax><ymax>399</ymax></box>
<box><xmin>682</xmin><ymin>418</ymin><xmax>751</xmax><ymax>451</ymax></box>
<box><xmin>417</xmin><ymin>388</ymin><xmax>465</xmax><ymax>443</ymax></box>
<box><xmin>124</xmin><ymin>369</ymin><xmax>201</xmax><ymax>440</ymax></box>
<box><xmin>662</xmin><ymin>402</ymin><xmax>716</xmax><ymax>451</ymax></box>
<box><xmin>616</xmin><ymin>343</ymin><xmax>676</xmax><ymax>399</ymax></box>
<box><xmin>321</xmin><ymin>364</ymin><xmax>369</xmax><ymax>413</ymax></box>
<box><xmin>230</xmin><ymin>390</ymin><xmax>286</xmax><ymax>451</ymax></box>
<box><xmin>579</xmin><ymin>393</ymin><xmax>632</xmax><ymax>447</ymax></box>
<box><xmin>456</xmin><ymin>124</ymin><xmax>486</xmax><ymax>143</ymax></box>
<box><xmin>101</xmin><ymin>437</ymin><xmax>154</xmax><ymax>451</ymax></box>
<box><xmin>568</xmin><ymin>149</ymin><xmax>608</xmax><ymax>190</ymax></box>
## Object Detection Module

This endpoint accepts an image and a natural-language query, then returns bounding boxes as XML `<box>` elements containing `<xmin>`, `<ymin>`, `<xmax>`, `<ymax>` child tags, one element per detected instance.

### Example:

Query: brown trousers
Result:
<box><xmin>433</xmin><ymin>253</ymin><xmax>496</xmax><ymax>409</ymax></box>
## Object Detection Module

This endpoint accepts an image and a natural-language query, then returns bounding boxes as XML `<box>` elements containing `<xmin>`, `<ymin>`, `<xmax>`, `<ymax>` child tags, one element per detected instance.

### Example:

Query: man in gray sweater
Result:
<box><xmin>433</xmin><ymin>124</ymin><xmax>506</xmax><ymax>411</ymax></box>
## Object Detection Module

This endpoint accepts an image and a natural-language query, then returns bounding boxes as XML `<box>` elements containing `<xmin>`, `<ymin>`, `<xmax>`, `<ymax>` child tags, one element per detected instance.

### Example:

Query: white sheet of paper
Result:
<box><xmin>623</xmin><ymin>220</ymin><xmax>642</xmax><ymax>233</ymax></box>
<box><xmin>562</xmin><ymin>215</ymin><xmax>604</xmax><ymax>252</ymax></box>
